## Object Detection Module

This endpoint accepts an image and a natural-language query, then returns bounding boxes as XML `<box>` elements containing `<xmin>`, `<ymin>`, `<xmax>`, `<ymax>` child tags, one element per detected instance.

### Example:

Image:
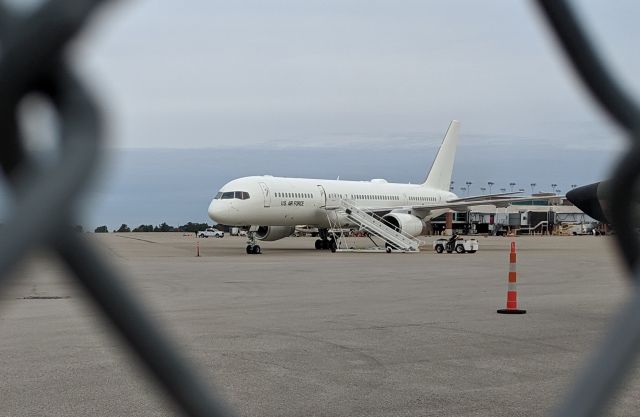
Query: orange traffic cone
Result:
<box><xmin>497</xmin><ymin>241</ymin><xmax>526</xmax><ymax>314</ymax></box>
<box><xmin>196</xmin><ymin>240</ymin><xmax>200</xmax><ymax>257</ymax></box>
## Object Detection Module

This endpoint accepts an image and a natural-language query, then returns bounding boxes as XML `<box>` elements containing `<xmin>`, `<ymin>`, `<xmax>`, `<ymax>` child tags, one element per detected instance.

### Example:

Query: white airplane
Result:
<box><xmin>208</xmin><ymin>120</ymin><xmax>522</xmax><ymax>254</ymax></box>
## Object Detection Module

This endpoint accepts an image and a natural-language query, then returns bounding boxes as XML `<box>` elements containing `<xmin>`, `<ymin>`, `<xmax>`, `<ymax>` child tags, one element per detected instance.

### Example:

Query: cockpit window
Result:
<box><xmin>216</xmin><ymin>191</ymin><xmax>250</xmax><ymax>200</ymax></box>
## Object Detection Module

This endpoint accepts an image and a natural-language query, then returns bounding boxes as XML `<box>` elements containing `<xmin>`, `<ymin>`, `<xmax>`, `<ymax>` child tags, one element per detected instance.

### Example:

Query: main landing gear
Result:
<box><xmin>315</xmin><ymin>228</ymin><xmax>337</xmax><ymax>252</ymax></box>
<box><xmin>245</xmin><ymin>231</ymin><xmax>261</xmax><ymax>255</ymax></box>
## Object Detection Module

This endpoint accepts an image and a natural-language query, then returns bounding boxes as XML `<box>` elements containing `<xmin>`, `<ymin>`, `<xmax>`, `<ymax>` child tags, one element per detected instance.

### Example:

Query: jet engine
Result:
<box><xmin>381</xmin><ymin>213</ymin><xmax>427</xmax><ymax>237</ymax></box>
<box><xmin>255</xmin><ymin>226</ymin><xmax>296</xmax><ymax>241</ymax></box>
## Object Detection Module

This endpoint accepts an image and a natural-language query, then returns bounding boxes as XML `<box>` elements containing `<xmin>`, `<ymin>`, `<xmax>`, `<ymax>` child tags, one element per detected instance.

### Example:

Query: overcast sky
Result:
<box><xmin>75</xmin><ymin>0</ymin><xmax>638</xmax><ymax>150</ymax></box>
<box><xmin>2</xmin><ymin>1</ymin><xmax>639</xmax><ymax>228</ymax></box>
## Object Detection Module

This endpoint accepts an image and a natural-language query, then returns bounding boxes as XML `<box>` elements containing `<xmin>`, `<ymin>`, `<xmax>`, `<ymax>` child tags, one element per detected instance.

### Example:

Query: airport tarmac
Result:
<box><xmin>1</xmin><ymin>233</ymin><xmax>638</xmax><ymax>416</ymax></box>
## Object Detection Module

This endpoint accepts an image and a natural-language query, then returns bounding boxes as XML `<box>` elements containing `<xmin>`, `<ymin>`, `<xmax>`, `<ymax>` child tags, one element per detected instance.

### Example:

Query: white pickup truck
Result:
<box><xmin>198</xmin><ymin>228</ymin><xmax>224</xmax><ymax>238</ymax></box>
<box><xmin>433</xmin><ymin>235</ymin><xmax>478</xmax><ymax>254</ymax></box>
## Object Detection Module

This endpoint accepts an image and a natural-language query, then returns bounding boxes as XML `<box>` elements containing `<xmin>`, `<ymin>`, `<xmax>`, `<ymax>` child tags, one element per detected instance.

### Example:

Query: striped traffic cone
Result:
<box><xmin>497</xmin><ymin>241</ymin><xmax>526</xmax><ymax>314</ymax></box>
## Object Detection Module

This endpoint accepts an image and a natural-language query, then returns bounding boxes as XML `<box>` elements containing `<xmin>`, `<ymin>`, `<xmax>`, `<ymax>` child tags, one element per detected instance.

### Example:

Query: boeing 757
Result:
<box><xmin>208</xmin><ymin>120</ymin><xmax>526</xmax><ymax>254</ymax></box>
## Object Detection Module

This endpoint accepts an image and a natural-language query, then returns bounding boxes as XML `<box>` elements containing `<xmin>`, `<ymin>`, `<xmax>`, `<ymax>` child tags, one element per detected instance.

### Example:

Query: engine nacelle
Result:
<box><xmin>255</xmin><ymin>226</ymin><xmax>296</xmax><ymax>241</ymax></box>
<box><xmin>382</xmin><ymin>213</ymin><xmax>427</xmax><ymax>237</ymax></box>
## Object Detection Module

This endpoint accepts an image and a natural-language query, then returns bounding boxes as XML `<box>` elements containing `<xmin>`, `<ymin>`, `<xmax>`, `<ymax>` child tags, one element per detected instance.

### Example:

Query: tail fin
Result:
<box><xmin>422</xmin><ymin>120</ymin><xmax>459</xmax><ymax>190</ymax></box>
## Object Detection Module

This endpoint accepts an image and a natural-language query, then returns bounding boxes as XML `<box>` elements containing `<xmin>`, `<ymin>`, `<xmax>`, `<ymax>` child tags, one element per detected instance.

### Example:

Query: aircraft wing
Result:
<box><xmin>410</xmin><ymin>195</ymin><xmax>564</xmax><ymax>212</ymax></box>
<box><xmin>333</xmin><ymin>194</ymin><xmax>562</xmax><ymax>217</ymax></box>
<box><xmin>445</xmin><ymin>191</ymin><xmax>522</xmax><ymax>203</ymax></box>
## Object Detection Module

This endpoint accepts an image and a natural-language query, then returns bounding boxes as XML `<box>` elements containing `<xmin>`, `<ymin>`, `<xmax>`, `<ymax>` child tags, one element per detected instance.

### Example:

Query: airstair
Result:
<box><xmin>518</xmin><ymin>220</ymin><xmax>549</xmax><ymax>235</ymax></box>
<box><xmin>325</xmin><ymin>199</ymin><xmax>424</xmax><ymax>253</ymax></box>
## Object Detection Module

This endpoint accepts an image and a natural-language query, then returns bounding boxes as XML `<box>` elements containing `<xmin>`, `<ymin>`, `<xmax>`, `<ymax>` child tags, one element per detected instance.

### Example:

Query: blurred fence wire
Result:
<box><xmin>0</xmin><ymin>1</ymin><xmax>232</xmax><ymax>416</ymax></box>
<box><xmin>0</xmin><ymin>0</ymin><xmax>638</xmax><ymax>416</ymax></box>
<box><xmin>536</xmin><ymin>1</ymin><xmax>640</xmax><ymax>416</ymax></box>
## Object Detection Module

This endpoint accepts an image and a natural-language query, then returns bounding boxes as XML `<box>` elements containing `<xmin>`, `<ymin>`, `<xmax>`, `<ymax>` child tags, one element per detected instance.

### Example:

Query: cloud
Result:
<box><xmin>69</xmin><ymin>0</ymin><xmax>638</xmax><ymax>151</ymax></box>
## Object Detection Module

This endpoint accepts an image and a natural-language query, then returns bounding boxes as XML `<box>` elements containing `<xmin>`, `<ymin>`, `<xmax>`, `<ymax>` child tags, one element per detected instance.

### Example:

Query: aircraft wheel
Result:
<box><xmin>455</xmin><ymin>244</ymin><xmax>465</xmax><ymax>254</ymax></box>
<box><xmin>435</xmin><ymin>245</ymin><xmax>444</xmax><ymax>254</ymax></box>
<box><xmin>315</xmin><ymin>239</ymin><xmax>323</xmax><ymax>250</ymax></box>
<box><xmin>330</xmin><ymin>240</ymin><xmax>337</xmax><ymax>253</ymax></box>
<box><xmin>386</xmin><ymin>246</ymin><xmax>392</xmax><ymax>253</ymax></box>
<box><xmin>468</xmin><ymin>250</ymin><xmax>476</xmax><ymax>253</ymax></box>
<box><xmin>246</xmin><ymin>245</ymin><xmax>253</xmax><ymax>254</ymax></box>
<box><xmin>321</xmin><ymin>239</ymin><xmax>329</xmax><ymax>250</ymax></box>
<box><xmin>252</xmin><ymin>245</ymin><xmax>261</xmax><ymax>254</ymax></box>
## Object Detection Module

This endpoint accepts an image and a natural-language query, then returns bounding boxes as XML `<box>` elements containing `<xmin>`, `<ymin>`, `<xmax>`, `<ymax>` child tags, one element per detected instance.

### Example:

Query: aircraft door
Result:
<box><xmin>259</xmin><ymin>182</ymin><xmax>271</xmax><ymax>207</ymax></box>
<box><xmin>317</xmin><ymin>185</ymin><xmax>326</xmax><ymax>208</ymax></box>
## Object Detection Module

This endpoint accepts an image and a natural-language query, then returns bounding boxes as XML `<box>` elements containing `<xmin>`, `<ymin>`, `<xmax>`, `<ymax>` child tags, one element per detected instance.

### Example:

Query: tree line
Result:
<box><xmin>94</xmin><ymin>222</ymin><xmax>213</xmax><ymax>233</ymax></box>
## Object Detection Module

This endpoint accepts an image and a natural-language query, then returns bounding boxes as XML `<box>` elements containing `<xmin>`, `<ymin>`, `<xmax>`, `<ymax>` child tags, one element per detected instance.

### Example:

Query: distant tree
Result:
<box><xmin>94</xmin><ymin>225</ymin><xmax>109</xmax><ymax>233</ymax></box>
<box><xmin>179</xmin><ymin>222</ymin><xmax>210</xmax><ymax>233</ymax></box>
<box><xmin>154</xmin><ymin>222</ymin><xmax>174</xmax><ymax>232</ymax></box>
<box><xmin>116</xmin><ymin>224</ymin><xmax>131</xmax><ymax>233</ymax></box>
<box><xmin>132</xmin><ymin>224</ymin><xmax>154</xmax><ymax>232</ymax></box>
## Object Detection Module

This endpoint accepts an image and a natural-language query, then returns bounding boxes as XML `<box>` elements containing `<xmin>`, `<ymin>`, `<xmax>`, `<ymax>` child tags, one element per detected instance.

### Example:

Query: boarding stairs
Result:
<box><xmin>518</xmin><ymin>220</ymin><xmax>549</xmax><ymax>235</ymax></box>
<box><xmin>325</xmin><ymin>199</ymin><xmax>423</xmax><ymax>252</ymax></box>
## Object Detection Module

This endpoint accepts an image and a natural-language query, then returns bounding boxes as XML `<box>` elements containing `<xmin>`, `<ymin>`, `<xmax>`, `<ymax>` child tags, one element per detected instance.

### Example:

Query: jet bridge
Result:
<box><xmin>325</xmin><ymin>199</ymin><xmax>424</xmax><ymax>252</ymax></box>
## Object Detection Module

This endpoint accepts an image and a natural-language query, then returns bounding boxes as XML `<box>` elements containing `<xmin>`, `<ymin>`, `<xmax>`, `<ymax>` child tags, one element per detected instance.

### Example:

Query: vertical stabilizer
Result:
<box><xmin>422</xmin><ymin>120</ymin><xmax>459</xmax><ymax>190</ymax></box>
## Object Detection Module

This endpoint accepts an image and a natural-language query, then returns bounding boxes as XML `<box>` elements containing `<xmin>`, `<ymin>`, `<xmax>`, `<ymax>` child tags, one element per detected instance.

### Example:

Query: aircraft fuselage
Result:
<box><xmin>208</xmin><ymin>175</ymin><xmax>456</xmax><ymax>227</ymax></box>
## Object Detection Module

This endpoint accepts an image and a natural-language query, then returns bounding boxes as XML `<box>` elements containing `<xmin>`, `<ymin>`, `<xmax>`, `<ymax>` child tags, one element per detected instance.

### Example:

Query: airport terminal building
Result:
<box><xmin>430</xmin><ymin>193</ymin><xmax>603</xmax><ymax>236</ymax></box>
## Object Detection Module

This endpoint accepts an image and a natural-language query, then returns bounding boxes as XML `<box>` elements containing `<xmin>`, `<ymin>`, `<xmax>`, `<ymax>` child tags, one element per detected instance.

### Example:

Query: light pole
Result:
<box><xmin>465</xmin><ymin>181</ymin><xmax>472</xmax><ymax>196</ymax></box>
<box><xmin>488</xmin><ymin>181</ymin><xmax>494</xmax><ymax>194</ymax></box>
<box><xmin>450</xmin><ymin>180</ymin><xmax>455</xmax><ymax>192</ymax></box>
<box><xmin>551</xmin><ymin>183</ymin><xmax>557</xmax><ymax>194</ymax></box>
<box><xmin>571</xmin><ymin>184</ymin><xmax>577</xmax><ymax>189</ymax></box>
<box><xmin>500</xmin><ymin>188</ymin><xmax>506</xmax><ymax>193</ymax></box>
<box><xmin>530</xmin><ymin>183</ymin><xmax>536</xmax><ymax>194</ymax></box>
<box><xmin>480</xmin><ymin>187</ymin><xmax>486</xmax><ymax>194</ymax></box>
<box><xmin>509</xmin><ymin>182</ymin><xmax>516</xmax><ymax>192</ymax></box>
<box><xmin>460</xmin><ymin>186</ymin><xmax>467</xmax><ymax>194</ymax></box>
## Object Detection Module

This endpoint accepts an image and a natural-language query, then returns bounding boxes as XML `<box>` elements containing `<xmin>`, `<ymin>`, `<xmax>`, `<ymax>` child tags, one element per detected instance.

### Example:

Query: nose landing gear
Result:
<box><xmin>245</xmin><ymin>231</ymin><xmax>261</xmax><ymax>255</ymax></box>
<box><xmin>246</xmin><ymin>245</ymin><xmax>261</xmax><ymax>254</ymax></box>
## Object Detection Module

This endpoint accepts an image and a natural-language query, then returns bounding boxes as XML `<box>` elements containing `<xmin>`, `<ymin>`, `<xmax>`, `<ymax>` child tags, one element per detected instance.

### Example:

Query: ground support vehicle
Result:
<box><xmin>433</xmin><ymin>235</ymin><xmax>478</xmax><ymax>254</ymax></box>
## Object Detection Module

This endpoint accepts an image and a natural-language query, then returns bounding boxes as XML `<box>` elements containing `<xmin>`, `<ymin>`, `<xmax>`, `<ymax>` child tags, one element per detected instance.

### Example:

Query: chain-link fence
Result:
<box><xmin>0</xmin><ymin>1</ymin><xmax>637</xmax><ymax>416</ymax></box>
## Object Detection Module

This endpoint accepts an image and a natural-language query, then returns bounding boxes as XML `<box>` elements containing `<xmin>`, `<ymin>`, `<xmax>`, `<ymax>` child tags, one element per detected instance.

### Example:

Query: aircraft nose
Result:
<box><xmin>566</xmin><ymin>182</ymin><xmax>608</xmax><ymax>223</ymax></box>
<box><xmin>208</xmin><ymin>199</ymin><xmax>222</xmax><ymax>222</ymax></box>
<box><xmin>208</xmin><ymin>199</ymin><xmax>236</xmax><ymax>224</ymax></box>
